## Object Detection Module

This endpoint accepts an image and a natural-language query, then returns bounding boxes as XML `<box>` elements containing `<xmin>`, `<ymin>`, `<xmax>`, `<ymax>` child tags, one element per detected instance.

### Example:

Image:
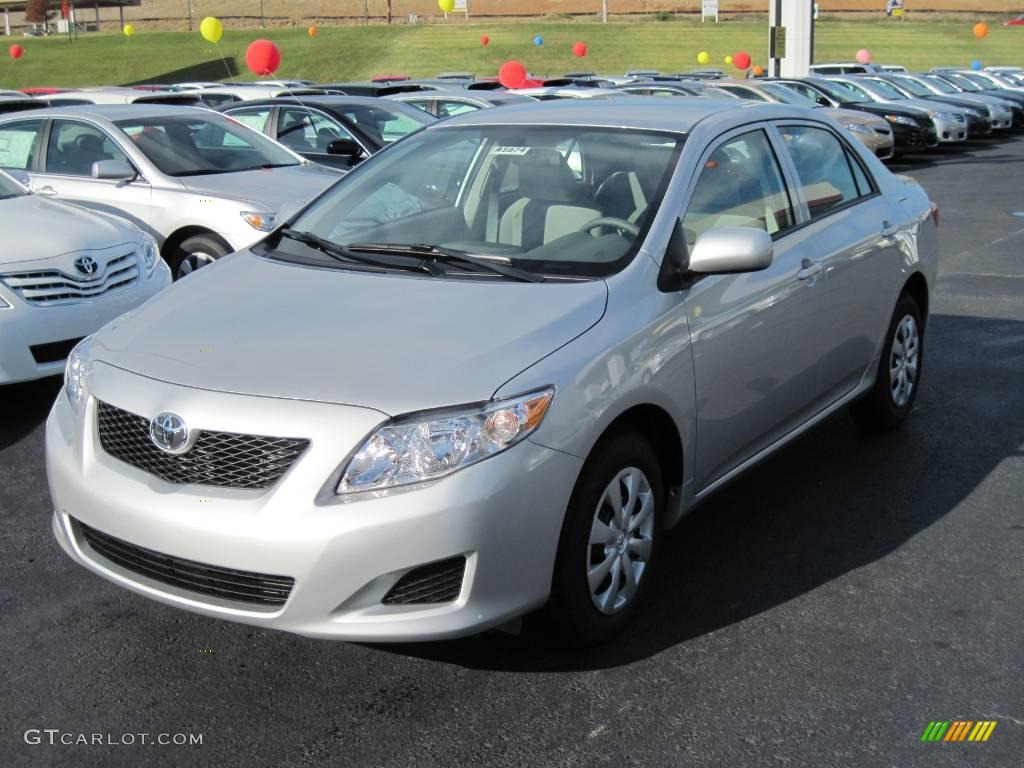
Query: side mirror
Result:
<box><xmin>688</xmin><ymin>227</ymin><xmax>773</xmax><ymax>275</ymax></box>
<box><xmin>92</xmin><ymin>159</ymin><xmax>136</xmax><ymax>181</ymax></box>
<box><xmin>326</xmin><ymin>138</ymin><xmax>364</xmax><ymax>159</ymax></box>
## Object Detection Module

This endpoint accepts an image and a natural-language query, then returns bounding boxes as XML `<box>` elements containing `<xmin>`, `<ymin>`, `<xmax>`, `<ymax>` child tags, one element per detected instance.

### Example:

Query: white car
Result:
<box><xmin>0</xmin><ymin>104</ymin><xmax>342</xmax><ymax>279</ymax></box>
<box><xmin>0</xmin><ymin>169</ymin><xmax>170</xmax><ymax>384</ymax></box>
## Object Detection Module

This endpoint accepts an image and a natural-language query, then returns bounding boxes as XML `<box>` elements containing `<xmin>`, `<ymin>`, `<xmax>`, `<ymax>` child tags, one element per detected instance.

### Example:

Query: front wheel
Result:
<box><xmin>850</xmin><ymin>292</ymin><xmax>924</xmax><ymax>431</ymax></box>
<box><xmin>169</xmin><ymin>234</ymin><xmax>231</xmax><ymax>280</ymax></box>
<box><xmin>545</xmin><ymin>431</ymin><xmax>664</xmax><ymax>647</ymax></box>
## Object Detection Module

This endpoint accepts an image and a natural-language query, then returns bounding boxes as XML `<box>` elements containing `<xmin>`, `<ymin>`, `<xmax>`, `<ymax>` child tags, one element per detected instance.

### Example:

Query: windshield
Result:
<box><xmin>811</xmin><ymin>80</ymin><xmax>862</xmax><ymax>104</ymax></box>
<box><xmin>866</xmin><ymin>78</ymin><xmax>909</xmax><ymax>100</ymax></box>
<box><xmin>959</xmin><ymin>73</ymin><xmax>994</xmax><ymax>90</ymax></box>
<box><xmin>331</xmin><ymin>103</ymin><xmax>432</xmax><ymax>144</ymax></box>
<box><xmin>943</xmin><ymin>74</ymin><xmax>980</xmax><ymax>92</ymax></box>
<box><xmin>0</xmin><ymin>171</ymin><xmax>24</xmax><ymax>199</ymax></box>
<box><xmin>283</xmin><ymin>125</ymin><xmax>683</xmax><ymax>279</ymax></box>
<box><xmin>759</xmin><ymin>83</ymin><xmax>817</xmax><ymax>107</ymax></box>
<box><xmin>114</xmin><ymin>114</ymin><xmax>301</xmax><ymax>176</ymax></box>
<box><xmin>892</xmin><ymin>77</ymin><xmax>933</xmax><ymax>97</ymax></box>
<box><xmin>922</xmin><ymin>75</ymin><xmax>959</xmax><ymax>94</ymax></box>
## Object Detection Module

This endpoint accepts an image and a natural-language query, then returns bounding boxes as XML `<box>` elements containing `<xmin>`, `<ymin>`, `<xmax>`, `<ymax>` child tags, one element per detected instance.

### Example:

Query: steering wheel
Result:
<box><xmin>581</xmin><ymin>217</ymin><xmax>641</xmax><ymax>237</ymax></box>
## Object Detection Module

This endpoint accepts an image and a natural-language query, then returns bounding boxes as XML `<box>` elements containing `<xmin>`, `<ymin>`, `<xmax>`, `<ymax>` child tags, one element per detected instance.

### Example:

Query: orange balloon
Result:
<box><xmin>973</xmin><ymin>22</ymin><xmax>989</xmax><ymax>39</ymax></box>
<box><xmin>752</xmin><ymin>65</ymin><xmax>764</xmax><ymax>76</ymax></box>
<box><xmin>308</xmin><ymin>25</ymin><xmax>318</xmax><ymax>37</ymax></box>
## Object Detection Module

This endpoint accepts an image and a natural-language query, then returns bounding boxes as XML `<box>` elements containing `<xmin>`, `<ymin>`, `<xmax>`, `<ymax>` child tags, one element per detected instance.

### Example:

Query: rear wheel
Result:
<box><xmin>545</xmin><ymin>431</ymin><xmax>664</xmax><ymax>647</ymax></box>
<box><xmin>169</xmin><ymin>234</ymin><xmax>230</xmax><ymax>280</ymax></box>
<box><xmin>850</xmin><ymin>292</ymin><xmax>924</xmax><ymax>431</ymax></box>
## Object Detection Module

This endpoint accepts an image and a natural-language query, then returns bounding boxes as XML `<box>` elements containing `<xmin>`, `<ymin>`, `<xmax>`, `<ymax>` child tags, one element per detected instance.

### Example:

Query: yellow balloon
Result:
<box><xmin>724</xmin><ymin>55</ymin><xmax>733</xmax><ymax>65</ymax></box>
<box><xmin>122</xmin><ymin>24</ymin><xmax>135</xmax><ymax>37</ymax></box>
<box><xmin>697</xmin><ymin>51</ymin><xmax>710</xmax><ymax>65</ymax></box>
<box><xmin>200</xmin><ymin>16</ymin><xmax>223</xmax><ymax>44</ymax></box>
<box><xmin>438</xmin><ymin>0</ymin><xmax>456</xmax><ymax>12</ymax></box>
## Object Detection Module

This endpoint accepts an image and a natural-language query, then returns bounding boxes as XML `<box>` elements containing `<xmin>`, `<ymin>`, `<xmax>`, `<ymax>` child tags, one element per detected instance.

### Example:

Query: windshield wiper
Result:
<box><xmin>346</xmin><ymin>243</ymin><xmax>544</xmax><ymax>283</ymax></box>
<box><xmin>278</xmin><ymin>229</ymin><xmax>440</xmax><ymax>276</ymax></box>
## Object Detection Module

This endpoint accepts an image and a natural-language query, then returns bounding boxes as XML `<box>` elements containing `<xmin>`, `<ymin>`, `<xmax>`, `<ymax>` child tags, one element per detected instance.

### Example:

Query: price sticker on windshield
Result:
<box><xmin>490</xmin><ymin>146</ymin><xmax>531</xmax><ymax>156</ymax></box>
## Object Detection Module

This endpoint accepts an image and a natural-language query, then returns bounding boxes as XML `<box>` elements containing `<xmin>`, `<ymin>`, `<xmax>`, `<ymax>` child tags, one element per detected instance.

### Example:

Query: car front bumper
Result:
<box><xmin>0</xmin><ymin>261</ymin><xmax>170</xmax><ymax>385</ymax></box>
<box><xmin>46</xmin><ymin>364</ymin><xmax>583</xmax><ymax>641</ymax></box>
<box><xmin>931</xmin><ymin>116</ymin><xmax>968</xmax><ymax>143</ymax></box>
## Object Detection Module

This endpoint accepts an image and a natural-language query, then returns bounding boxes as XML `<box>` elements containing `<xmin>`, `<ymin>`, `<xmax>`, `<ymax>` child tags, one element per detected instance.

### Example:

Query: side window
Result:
<box><xmin>226</xmin><ymin>107</ymin><xmax>272</xmax><ymax>136</ymax></box>
<box><xmin>0</xmin><ymin>119</ymin><xmax>44</xmax><ymax>170</ymax></box>
<box><xmin>778</xmin><ymin>125</ymin><xmax>867</xmax><ymax>218</ymax></box>
<box><xmin>278</xmin><ymin>108</ymin><xmax>356</xmax><ymax>154</ymax></box>
<box><xmin>682</xmin><ymin>129</ymin><xmax>795</xmax><ymax>248</ymax></box>
<box><xmin>401</xmin><ymin>99</ymin><xmax>434</xmax><ymax>115</ymax></box>
<box><xmin>45</xmin><ymin>120</ymin><xmax>128</xmax><ymax>177</ymax></box>
<box><xmin>436</xmin><ymin>100</ymin><xmax>480</xmax><ymax>118</ymax></box>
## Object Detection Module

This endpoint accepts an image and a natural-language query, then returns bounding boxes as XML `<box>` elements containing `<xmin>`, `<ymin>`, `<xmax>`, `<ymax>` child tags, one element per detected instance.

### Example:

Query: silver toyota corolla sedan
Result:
<box><xmin>0</xmin><ymin>104</ymin><xmax>341</xmax><ymax>280</ymax></box>
<box><xmin>46</xmin><ymin>100</ymin><xmax>937</xmax><ymax>646</ymax></box>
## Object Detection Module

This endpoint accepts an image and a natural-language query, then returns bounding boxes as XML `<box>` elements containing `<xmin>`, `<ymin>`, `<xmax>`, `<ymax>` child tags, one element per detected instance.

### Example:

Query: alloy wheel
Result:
<box><xmin>177</xmin><ymin>251</ymin><xmax>216</xmax><ymax>279</ymax></box>
<box><xmin>587</xmin><ymin>467</ymin><xmax>655</xmax><ymax>615</ymax></box>
<box><xmin>889</xmin><ymin>314</ymin><xmax>919</xmax><ymax>408</ymax></box>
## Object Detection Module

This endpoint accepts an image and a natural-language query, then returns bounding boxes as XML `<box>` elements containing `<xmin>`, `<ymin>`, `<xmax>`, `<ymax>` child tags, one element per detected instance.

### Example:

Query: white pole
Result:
<box><xmin>602</xmin><ymin>1</ymin><xmax>608</xmax><ymax>23</ymax></box>
<box><xmin>3</xmin><ymin>10</ymin><xmax>9</xmax><ymax>37</ymax></box>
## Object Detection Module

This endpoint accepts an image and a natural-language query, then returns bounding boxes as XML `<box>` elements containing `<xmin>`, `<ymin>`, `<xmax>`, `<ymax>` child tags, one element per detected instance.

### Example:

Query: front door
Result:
<box><xmin>31</xmin><ymin>119</ymin><xmax>151</xmax><ymax>231</ymax></box>
<box><xmin>681</xmin><ymin>127</ymin><xmax>826</xmax><ymax>491</ymax></box>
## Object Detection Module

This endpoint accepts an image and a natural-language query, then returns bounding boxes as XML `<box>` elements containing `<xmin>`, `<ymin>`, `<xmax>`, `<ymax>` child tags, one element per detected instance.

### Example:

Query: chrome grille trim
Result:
<box><xmin>0</xmin><ymin>250</ymin><xmax>139</xmax><ymax>306</ymax></box>
<box><xmin>96</xmin><ymin>400</ymin><xmax>310</xmax><ymax>490</ymax></box>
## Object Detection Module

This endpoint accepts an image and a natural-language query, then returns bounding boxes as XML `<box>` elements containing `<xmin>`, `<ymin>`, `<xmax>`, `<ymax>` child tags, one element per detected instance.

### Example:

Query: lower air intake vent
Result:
<box><xmin>382</xmin><ymin>557</ymin><xmax>466</xmax><ymax>605</ymax></box>
<box><xmin>77</xmin><ymin>521</ymin><xmax>294</xmax><ymax>607</ymax></box>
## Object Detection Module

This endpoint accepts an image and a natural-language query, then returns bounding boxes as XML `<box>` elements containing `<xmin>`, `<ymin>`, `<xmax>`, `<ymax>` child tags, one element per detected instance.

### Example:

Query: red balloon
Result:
<box><xmin>245</xmin><ymin>39</ymin><xmax>281</xmax><ymax>76</ymax></box>
<box><xmin>572</xmin><ymin>41</ymin><xmax>588</xmax><ymax>58</ymax></box>
<box><xmin>480</xmin><ymin>35</ymin><xmax>490</xmax><ymax>46</ymax></box>
<box><xmin>498</xmin><ymin>60</ymin><xmax>527</xmax><ymax>89</ymax></box>
<box><xmin>9</xmin><ymin>44</ymin><xmax>24</xmax><ymax>61</ymax></box>
<box><xmin>734</xmin><ymin>51</ymin><xmax>751</xmax><ymax>70</ymax></box>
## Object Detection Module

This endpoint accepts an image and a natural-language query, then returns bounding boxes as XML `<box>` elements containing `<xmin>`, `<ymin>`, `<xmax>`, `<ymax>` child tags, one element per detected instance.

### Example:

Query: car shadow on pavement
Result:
<box><xmin>372</xmin><ymin>313</ymin><xmax>1024</xmax><ymax>671</ymax></box>
<box><xmin>0</xmin><ymin>376</ymin><xmax>60</xmax><ymax>451</ymax></box>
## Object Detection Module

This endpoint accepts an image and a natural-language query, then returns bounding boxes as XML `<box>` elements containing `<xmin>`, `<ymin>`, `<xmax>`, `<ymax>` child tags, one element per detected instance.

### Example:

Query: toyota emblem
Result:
<box><xmin>149</xmin><ymin>412</ymin><xmax>193</xmax><ymax>455</ymax></box>
<box><xmin>73</xmin><ymin>256</ymin><xmax>98</xmax><ymax>276</ymax></box>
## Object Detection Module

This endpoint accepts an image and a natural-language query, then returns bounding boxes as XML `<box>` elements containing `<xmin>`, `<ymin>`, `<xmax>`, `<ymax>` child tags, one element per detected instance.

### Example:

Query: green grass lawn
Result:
<box><xmin>2</xmin><ymin>19</ymin><xmax>1020</xmax><ymax>89</ymax></box>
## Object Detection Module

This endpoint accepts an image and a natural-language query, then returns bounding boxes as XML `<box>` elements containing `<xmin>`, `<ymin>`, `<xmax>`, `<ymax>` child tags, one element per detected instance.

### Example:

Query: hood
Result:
<box><xmin>822</xmin><ymin>108</ymin><xmax>887</xmax><ymax>129</ymax></box>
<box><xmin>178</xmin><ymin>164</ymin><xmax>343</xmax><ymax>212</ymax></box>
<box><xmin>92</xmin><ymin>251</ymin><xmax>608</xmax><ymax>415</ymax></box>
<box><xmin>895</xmin><ymin>97</ymin><xmax>963</xmax><ymax>115</ymax></box>
<box><xmin>0</xmin><ymin>194</ymin><xmax>133</xmax><ymax>266</ymax></box>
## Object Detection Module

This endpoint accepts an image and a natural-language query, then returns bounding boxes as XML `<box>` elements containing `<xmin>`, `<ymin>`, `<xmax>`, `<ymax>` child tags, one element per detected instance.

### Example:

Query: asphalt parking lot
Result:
<box><xmin>2</xmin><ymin>136</ymin><xmax>1023</xmax><ymax>768</ymax></box>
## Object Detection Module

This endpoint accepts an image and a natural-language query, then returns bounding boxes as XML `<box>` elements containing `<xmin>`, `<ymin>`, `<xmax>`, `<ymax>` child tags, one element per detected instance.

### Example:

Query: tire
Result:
<box><xmin>168</xmin><ymin>234</ymin><xmax>230</xmax><ymax>281</ymax></box>
<box><xmin>850</xmin><ymin>292</ymin><xmax>924</xmax><ymax>431</ymax></box>
<box><xmin>544</xmin><ymin>431</ymin><xmax>665</xmax><ymax>647</ymax></box>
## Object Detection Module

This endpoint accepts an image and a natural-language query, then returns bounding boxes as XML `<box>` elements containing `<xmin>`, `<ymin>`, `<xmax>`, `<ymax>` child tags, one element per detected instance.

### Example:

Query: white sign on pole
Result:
<box><xmin>701</xmin><ymin>0</ymin><xmax>719</xmax><ymax>23</ymax></box>
<box><xmin>455</xmin><ymin>0</ymin><xmax>469</xmax><ymax>17</ymax></box>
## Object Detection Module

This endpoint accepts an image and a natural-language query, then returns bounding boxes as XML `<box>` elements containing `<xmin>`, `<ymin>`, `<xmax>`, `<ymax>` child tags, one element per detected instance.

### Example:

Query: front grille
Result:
<box><xmin>0</xmin><ymin>250</ymin><xmax>138</xmax><ymax>306</ymax></box>
<box><xmin>78</xmin><ymin>521</ymin><xmax>294</xmax><ymax>607</ymax></box>
<box><xmin>382</xmin><ymin>557</ymin><xmax>466</xmax><ymax>605</ymax></box>
<box><xmin>30</xmin><ymin>337</ymin><xmax>83</xmax><ymax>364</ymax></box>
<box><xmin>96</xmin><ymin>401</ymin><xmax>309</xmax><ymax>490</ymax></box>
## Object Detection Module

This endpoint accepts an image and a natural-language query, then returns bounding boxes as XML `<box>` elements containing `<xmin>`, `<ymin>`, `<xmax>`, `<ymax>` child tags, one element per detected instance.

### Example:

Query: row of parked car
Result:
<box><xmin>1</xmin><ymin>63</ymin><xmax>1020</xmax><ymax>388</ymax></box>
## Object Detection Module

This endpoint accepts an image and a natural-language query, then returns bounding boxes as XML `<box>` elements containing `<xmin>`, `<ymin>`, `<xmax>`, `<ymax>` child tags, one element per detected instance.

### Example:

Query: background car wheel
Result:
<box><xmin>850</xmin><ymin>292</ymin><xmax>924</xmax><ymax>431</ymax></box>
<box><xmin>170</xmin><ymin>234</ymin><xmax>230</xmax><ymax>280</ymax></box>
<box><xmin>545</xmin><ymin>431</ymin><xmax>664</xmax><ymax>647</ymax></box>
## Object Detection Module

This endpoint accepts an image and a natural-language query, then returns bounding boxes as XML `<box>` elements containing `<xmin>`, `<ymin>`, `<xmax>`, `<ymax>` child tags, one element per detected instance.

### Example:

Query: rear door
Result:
<box><xmin>33</xmin><ymin>118</ymin><xmax>151</xmax><ymax>230</ymax></box>
<box><xmin>682</xmin><ymin>126</ymin><xmax>828</xmax><ymax>491</ymax></box>
<box><xmin>772</xmin><ymin>121</ymin><xmax>904</xmax><ymax>403</ymax></box>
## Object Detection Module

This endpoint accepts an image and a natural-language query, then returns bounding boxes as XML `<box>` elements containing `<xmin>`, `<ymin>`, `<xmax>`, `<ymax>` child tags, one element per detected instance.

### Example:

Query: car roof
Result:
<box><xmin>1</xmin><ymin>103</ymin><xmax>217</xmax><ymax>121</ymax></box>
<box><xmin>429</xmin><ymin>97</ymin><xmax>803</xmax><ymax>134</ymax></box>
<box><xmin>221</xmin><ymin>95</ymin><xmax>408</xmax><ymax>109</ymax></box>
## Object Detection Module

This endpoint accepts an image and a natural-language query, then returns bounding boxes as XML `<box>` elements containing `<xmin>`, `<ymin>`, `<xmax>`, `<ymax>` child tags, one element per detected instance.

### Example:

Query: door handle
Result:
<box><xmin>35</xmin><ymin>186</ymin><xmax>57</xmax><ymax>197</ymax></box>
<box><xmin>797</xmin><ymin>258</ymin><xmax>823</xmax><ymax>281</ymax></box>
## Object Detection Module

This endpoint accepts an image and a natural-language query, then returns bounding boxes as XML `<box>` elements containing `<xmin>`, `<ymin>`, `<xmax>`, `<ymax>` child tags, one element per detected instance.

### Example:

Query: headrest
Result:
<box><xmin>516</xmin><ymin>149</ymin><xmax>579</xmax><ymax>203</ymax></box>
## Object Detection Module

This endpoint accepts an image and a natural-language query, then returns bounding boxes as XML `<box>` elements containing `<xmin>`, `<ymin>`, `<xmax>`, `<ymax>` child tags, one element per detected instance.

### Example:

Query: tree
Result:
<box><xmin>24</xmin><ymin>0</ymin><xmax>51</xmax><ymax>24</ymax></box>
<box><xmin>386</xmin><ymin>0</ymin><xmax>392</xmax><ymax>25</ymax></box>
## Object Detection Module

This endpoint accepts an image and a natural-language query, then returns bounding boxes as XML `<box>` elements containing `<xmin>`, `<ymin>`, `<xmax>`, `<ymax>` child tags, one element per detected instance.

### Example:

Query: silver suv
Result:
<box><xmin>0</xmin><ymin>105</ymin><xmax>341</xmax><ymax>279</ymax></box>
<box><xmin>47</xmin><ymin>100</ymin><xmax>937</xmax><ymax>646</ymax></box>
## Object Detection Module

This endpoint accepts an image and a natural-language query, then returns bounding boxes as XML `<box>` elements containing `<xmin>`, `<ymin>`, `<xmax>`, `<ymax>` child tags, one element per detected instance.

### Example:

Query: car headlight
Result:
<box><xmin>885</xmin><ymin>114</ymin><xmax>918</xmax><ymax>126</ymax></box>
<box><xmin>843</xmin><ymin>122</ymin><xmax>872</xmax><ymax>135</ymax></box>
<box><xmin>64</xmin><ymin>337</ymin><xmax>92</xmax><ymax>414</ymax></box>
<box><xmin>241</xmin><ymin>211</ymin><xmax>277</xmax><ymax>232</ymax></box>
<box><xmin>338</xmin><ymin>388</ymin><xmax>555</xmax><ymax>494</ymax></box>
<box><xmin>928</xmin><ymin>110</ymin><xmax>956</xmax><ymax>121</ymax></box>
<box><xmin>140</xmin><ymin>233</ymin><xmax>159</xmax><ymax>273</ymax></box>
